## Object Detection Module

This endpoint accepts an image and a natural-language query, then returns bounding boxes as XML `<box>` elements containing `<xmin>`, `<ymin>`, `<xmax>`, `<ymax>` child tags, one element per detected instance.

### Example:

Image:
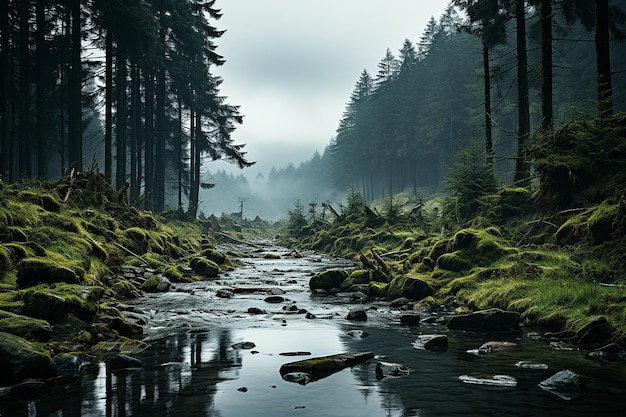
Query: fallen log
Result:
<box><xmin>279</xmin><ymin>352</ymin><xmax>374</xmax><ymax>384</ymax></box>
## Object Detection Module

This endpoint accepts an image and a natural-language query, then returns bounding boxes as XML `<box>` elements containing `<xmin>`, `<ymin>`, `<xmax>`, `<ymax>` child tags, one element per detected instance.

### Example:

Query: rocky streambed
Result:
<box><xmin>2</xmin><ymin>241</ymin><xmax>626</xmax><ymax>416</ymax></box>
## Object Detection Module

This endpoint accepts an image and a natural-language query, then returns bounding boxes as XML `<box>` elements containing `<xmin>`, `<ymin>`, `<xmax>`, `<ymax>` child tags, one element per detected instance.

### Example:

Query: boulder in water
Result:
<box><xmin>538</xmin><ymin>370</ymin><xmax>584</xmax><ymax>400</ymax></box>
<box><xmin>346</xmin><ymin>307</ymin><xmax>368</xmax><ymax>321</ymax></box>
<box><xmin>459</xmin><ymin>374</ymin><xmax>517</xmax><ymax>387</ymax></box>
<box><xmin>413</xmin><ymin>334</ymin><xmax>448</xmax><ymax>352</ymax></box>
<box><xmin>447</xmin><ymin>309</ymin><xmax>519</xmax><ymax>331</ymax></box>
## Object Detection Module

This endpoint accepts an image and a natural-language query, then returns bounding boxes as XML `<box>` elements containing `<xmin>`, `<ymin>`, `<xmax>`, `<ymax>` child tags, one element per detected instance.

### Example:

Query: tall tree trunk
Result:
<box><xmin>18</xmin><ymin>0</ymin><xmax>30</xmax><ymax>178</ymax></box>
<box><xmin>0</xmin><ymin>0</ymin><xmax>11</xmax><ymax>180</ymax></box>
<box><xmin>68</xmin><ymin>0</ymin><xmax>82</xmax><ymax>173</ymax></box>
<box><xmin>135</xmin><ymin>65</ymin><xmax>143</xmax><ymax>202</ymax></box>
<box><xmin>129</xmin><ymin>62</ymin><xmax>139</xmax><ymax>202</ymax></box>
<box><xmin>104</xmin><ymin>31</ymin><xmax>113</xmax><ymax>183</ymax></box>
<box><xmin>188</xmin><ymin>110</ymin><xmax>199</xmax><ymax>219</ymax></box>
<box><xmin>177</xmin><ymin>96</ymin><xmax>183</xmax><ymax>209</ymax></box>
<box><xmin>595</xmin><ymin>0</ymin><xmax>613</xmax><ymax>118</ymax></box>
<box><xmin>35</xmin><ymin>0</ymin><xmax>47</xmax><ymax>179</ymax></box>
<box><xmin>514</xmin><ymin>0</ymin><xmax>530</xmax><ymax>186</ymax></box>
<box><xmin>483</xmin><ymin>46</ymin><xmax>493</xmax><ymax>169</ymax></box>
<box><xmin>115</xmin><ymin>49</ymin><xmax>127</xmax><ymax>189</ymax></box>
<box><xmin>154</xmin><ymin>67</ymin><xmax>166</xmax><ymax>212</ymax></box>
<box><xmin>144</xmin><ymin>71</ymin><xmax>154</xmax><ymax>209</ymax></box>
<box><xmin>541</xmin><ymin>0</ymin><xmax>553</xmax><ymax>131</ymax></box>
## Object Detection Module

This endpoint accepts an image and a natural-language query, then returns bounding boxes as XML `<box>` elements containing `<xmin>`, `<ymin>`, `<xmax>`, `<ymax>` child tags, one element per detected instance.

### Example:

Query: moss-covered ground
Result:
<box><xmin>0</xmin><ymin>170</ymin><xmax>246</xmax><ymax>368</ymax></box>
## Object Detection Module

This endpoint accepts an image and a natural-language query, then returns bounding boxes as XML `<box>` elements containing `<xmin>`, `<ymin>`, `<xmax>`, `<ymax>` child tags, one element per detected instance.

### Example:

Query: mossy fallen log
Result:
<box><xmin>279</xmin><ymin>352</ymin><xmax>374</xmax><ymax>384</ymax></box>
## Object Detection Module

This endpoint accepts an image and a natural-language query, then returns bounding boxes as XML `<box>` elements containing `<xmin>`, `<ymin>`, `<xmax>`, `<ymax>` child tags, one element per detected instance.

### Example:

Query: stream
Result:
<box><xmin>2</xmin><ymin>241</ymin><xmax>626</xmax><ymax>416</ymax></box>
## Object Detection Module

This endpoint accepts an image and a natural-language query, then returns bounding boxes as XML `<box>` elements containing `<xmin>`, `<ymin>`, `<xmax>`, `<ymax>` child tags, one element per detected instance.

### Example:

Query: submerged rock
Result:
<box><xmin>375</xmin><ymin>361</ymin><xmax>410</xmax><ymax>378</ymax></box>
<box><xmin>400</xmin><ymin>314</ymin><xmax>421</xmax><ymax>325</ymax></box>
<box><xmin>588</xmin><ymin>343</ymin><xmax>626</xmax><ymax>362</ymax></box>
<box><xmin>515</xmin><ymin>360</ymin><xmax>549</xmax><ymax>370</ymax></box>
<box><xmin>413</xmin><ymin>334</ymin><xmax>449</xmax><ymax>352</ymax></box>
<box><xmin>459</xmin><ymin>374</ymin><xmax>517</xmax><ymax>387</ymax></box>
<box><xmin>309</xmin><ymin>270</ymin><xmax>348</xmax><ymax>292</ymax></box>
<box><xmin>232</xmin><ymin>341</ymin><xmax>256</xmax><ymax>350</ymax></box>
<box><xmin>346</xmin><ymin>307</ymin><xmax>368</xmax><ymax>321</ymax></box>
<box><xmin>538</xmin><ymin>370</ymin><xmax>584</xmax><ymax>400</ymax></box>
<box><xmin>108</xmin><ymin>354</ymin><xmax>143</xmax><ymax>371</ymax></box>
<box><xmin>347</xmin><ymin>329</ymin><xmax>370</xmax><ymax>339</ymax></box>
<box><xmin>447</xmin><ymin>309</ymin><xmax>519</xmax><ymax>332</ymax></box>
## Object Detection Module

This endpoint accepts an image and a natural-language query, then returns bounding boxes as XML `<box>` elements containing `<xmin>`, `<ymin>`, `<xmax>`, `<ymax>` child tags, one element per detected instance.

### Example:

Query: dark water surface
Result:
<box><xmin>2</xmin><ymin>244</ymin><xmax>626</xmax><ymax>416</ymax></box>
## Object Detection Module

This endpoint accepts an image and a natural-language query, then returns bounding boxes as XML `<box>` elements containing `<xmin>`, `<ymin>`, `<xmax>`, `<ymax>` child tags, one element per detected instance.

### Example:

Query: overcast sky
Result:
<box><xmin>212</xmin><ymin>0</ymin><xmax>451</xmax><ymax>178</ymax></box>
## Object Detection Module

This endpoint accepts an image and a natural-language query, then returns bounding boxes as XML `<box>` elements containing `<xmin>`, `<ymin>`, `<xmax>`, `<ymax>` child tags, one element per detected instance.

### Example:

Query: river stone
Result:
<box><xmin>447</xmin><ymin>309</ymin><xmax>519</xmax><ymax>331</ymax></box>
<box><xmin>538</xmin><ymin>370</ymin><xmax>584</xmax><ymax>400</ymax></box>
<box><xmin>515</xmin><ymin>360</ymin><xmax>549</xmax><ymax>370</ymax></box>
<box><xmin>477</xmin><ymin>341</ymin><xmax>519</xmax><ymax>353</ymax></box>
<box><xmin>347</xmin><ymin>307</ymin><xmax>367</xmax><ymax>321</ymax></box>
<box><xmin>0</xmin><ymin>332</ymin><xmax>59</xmax><ymax>386</ymax></box>
<box><xmin>413</xmin><ymin>334</ymin><xmax>449</xmax><ymax>352</ymax></box>
<box><xmin>375</xmin><ymin>361</ymin><xmax>410</xmax><ymax>378</ymax></box>
<box><xmin>588</xmin><ymin>342</ymin><xmax>626</xmax><ymax>362</ymax></box>
<box><xmin>459</xmin><ymin>374</ymin><xmax>517</xmax><ymax>387</ymax></box>
<box><xmin>109</xmin><ymin>354</ymin><xmax>143</xmax><ymax>371</ymax></box>
<box><xmin>400</xmin><ymin>314</ymin><xmax>421</xmax><ymax>325</ymax></box>
<box><xmin>54</xmin><ymin>353</ymin><xmax>83</xmax><ymax>378</ymax></box>
<box><xmin>281</xmin><ymin>372</ymin><xmax>311</xmax><ymax>385</ymax></box>
<box><xmin>347</xmin><ymin>329</ymin><xmax>370</xmax><ymax>339</ymax></box>
<box><xmin>264</xmin><ymin>295</ymin><xmax>285</xmax><ymax>303</ymax></box>
<box><xmin>189</xmin><ymin>256</ymin><xmax>219</xmax><ymax>278</ymax></box>
<box><xmin>575</xmin><ymin>315</ymin><xmax>615</xmax><ymax>348</ymax></box>
<box><xmin>216</xmin><ymin>289</ymin><xmax>234</xmax><ymax>298</ymax></box>
<box><xmin>388</xmin><ymin>275</ymin><xmax>434</xmax><ymax>301</ymax></box>
<box><xmin>232</xmin><ymin>341</ymin><xmax>256</xmax><ymax>350</ymax></box>
<box><xmin>309</xmin><ymin>270</ymin><xmax>348</xmax><ymax>292</ymax></box>
<box><xmin>247</xmin><ymin>307</ymin><xmax>267</xmax><ymax>315</ymax></box>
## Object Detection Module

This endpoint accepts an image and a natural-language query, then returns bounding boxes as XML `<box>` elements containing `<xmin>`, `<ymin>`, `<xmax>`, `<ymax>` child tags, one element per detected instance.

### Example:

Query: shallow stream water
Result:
<box><xmin>2</xmin><ymin>242</ymin><xmax>626</xmax><ymax>416</ymax></box>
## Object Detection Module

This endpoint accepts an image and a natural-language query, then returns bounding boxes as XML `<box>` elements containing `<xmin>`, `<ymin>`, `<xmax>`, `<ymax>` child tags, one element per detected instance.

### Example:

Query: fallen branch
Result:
<box><xmin>216</xmin><ymin>232</ymin><xmax>261</xmax><ymax>248</ymax></box>
<box><xmin>371</xmin><ymin>249</ymin><xmax>391</xmax><ymax>274</ymax></box>
<box><xmin>114</xmin><ymin>242</ymin><xmax>150</xmax><ymax>266</ymax></box>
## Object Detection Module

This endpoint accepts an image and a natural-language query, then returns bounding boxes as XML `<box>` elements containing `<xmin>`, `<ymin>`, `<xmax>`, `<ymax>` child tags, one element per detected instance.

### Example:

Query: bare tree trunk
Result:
<box><xmin>541</xmin><ymin>0</ymin><xmax>553</xmax><ymax>131</ymax></box>
<box><xmin>104</xmin><ymin>31</ymin><xmax>113</xmax><ymax>183</ymax></box>
<box><xmin>115</xmin><ymin>49</ymin><xmax>127</xmax><ymax>189</ymax></box>
<box><xmin>18</xmin><ymin>0</ymin><xmax>30</xmax><ymax>178</ymax></box>
<box><xmin>595</xmin><ymin>0</ymin><xmax>613</xmax><ymax>119</ymax></box>
<box><xmin>36</xmin><ymin>0</ymin><xmax>47</xmax><ymax>178</ymax></box>
<box><xmin>514</xmin><ymin>0</ymin><xmax>530</xmax><ymax>186</ymax></box>
<box><xmin>483</xmin><ymin>46</ymin><xmax>493</xmax><ymax>169</ymax></box>
<box><xmin>68</xmin><ymin>0</ymin><xmax>82</xmax><ymax>172</ymax></box>
<box><xmin>1</xmin><ymin>0</ymin><xmax>12</xmax><ymax>180</ymax></box>
<box><xmin>144</xmin><ymin>71</ymin><xmax>154</xmax><ymax>210</ymax></box>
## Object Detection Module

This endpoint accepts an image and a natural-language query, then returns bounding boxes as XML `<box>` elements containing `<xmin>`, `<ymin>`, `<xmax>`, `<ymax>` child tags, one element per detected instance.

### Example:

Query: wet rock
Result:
<box><xmin>10</xmin><ymin>380</ymin><xmax>46</xmax><ymax>400</ymax></box>
<box><xmin>282</xmin><ymin>372</ymin><xmax>311</xmax><ymax>385</ymax></box>
<box><xmin>347</xmin><ymin>329</ymin><xmax>370</xmax><ymax>339</ymax></box>
<box><xmin>247</xmin><ymin>307</ymin><xmax>267</xmax><ymax>315</ymax></box>
<box><xmin>447</xmin><ymin>309</ymin><xmax>519</xmax><ymax>332</ymax></box>
<box><xmin>268</xmin><ymin>288</ymin><xmax>285</xmax><ymax>295</ymax></box>
<box><xmin>526</xmin><ymin>331</ymin><xmax>543</xmax><ymax>341</ymax></box>
<box><xmin>588</xmin><ymin>343</ymin><xmax>626</xmax><ymax>362</ymax></box>
<box><xmin>575</xmin><ymin>315</ymin><xmax>615</xmax><ymax>348</ymax></box>
<box><xmin>336</xmin><ymin>291</ymin><xmax>369</xmax><ymax>302</ymax></box>
<box><xmin>0</xmin><ymin>332</ymin><xmax>60</xmax><ymax>386</ymax></box>
<box><xmin>309</xmin><ymin>270</ymin><xmax>349</xmax><ymax>292</ymax></box>
<box><xmin>140</xmin><ymin>275</ymin><xmax>172</xmax><ymax>293</ymax></box>
<box><xmin>237</xmin><ymin>387</ymin><xmax>248</xmax><ymax>392</ymax></box>
<box><xmin>390</xmin><ymin>297</ymin><xmax>412</xmax><ymax>307</ymax></box>
<box><xmin>264</xmin><ymin>295</ymin><xmax>285</xmax><ymax>303</ymax></box>
<box><xmin>305</xmin><ymin>312</ymin><xmax>316</xmax><ymax>319</ymax></box>
<box><xmin>387</xmin><ymin>275</ymin><xmax>434</xmax><ymax>301</ymax></box>
<box><xmin>400</xmin><ymin>314</ymin><xmax>421</xmax><ymax>325</ymax></box>
<box><xmin>515</xmin><ymin>361</ymin><xmax>549</xmax><ymax>370</ymax></box>
<box><xmin>108</xmin><ymin>354</ymin><xmax>143</xmax><ymax>370</ymax></box>
<box><xmin>375</xmin><ymin>361</ymin><xmax>410</xmax><ymax>379</ymax></box>
<box><xmin>346</xmin><ymin>307</ymin><xmax>367</xmax><ymax>321</ymax></box>
<box><xmin>279</xmin><ymin>351</ymin><xmax>311</xmax><ymax>356</ymax></box>
<box><xmin>477</xmin><ymin>341</ymin><xmax>518</xmax><ymax>353</ymax></box>
<box><xmin>280</xmin><ymin>352</ymin><xmax>374</xmax><ymax>384</ymax></box>
<box><xmin>459</xmin><ymin>374</ymin><xmax>517</xmax><ymax>387</ymax></box>
<box><xmin>413</xmin><ymin>334</ymin><xmax>448</xmax><ymax>352</ymax></box>
<box><xmin>216</xmin><ymin>289</ymin><xmax>234</xmax><ymax>298</ymax></box>
<box><xmin>232</xmin><ymin>341</ymin><xmax>256</xmax><ymax>350</ymax></box>
<box><xmin>54</xmin><ymin>353</ymin><xmax>84</xmax><ymax>378</ymax></box>
<box><xmin>0</xmin><ymin>310</ymin><xmax>53</xmax><ymax>342</ymax></box>
<box><xmin>189</xmin><ymin>256</ymin><xmax>219</xmax><ymax>278</ymax></box>
<box><xmin>538</xmin><ymin>370</ymin><xmax>584</xmax><ymax>400</ymax></box>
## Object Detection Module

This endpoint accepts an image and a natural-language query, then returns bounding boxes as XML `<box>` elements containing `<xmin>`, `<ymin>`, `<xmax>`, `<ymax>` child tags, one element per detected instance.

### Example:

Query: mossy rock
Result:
<box><xmin>0</xmin><ymin>226</ymin><xmax>28</xmax><ymax>242</ymax></box>
<box><xmin>190</xmin><ymin>256</ymin><xmax>219</xmax><ymax>277</ymax></box>
<box><xmin>309</xmin><ymin>270</ymin><xmax>349</xmax><ymax>291</ymax></box>
<box><xmin>0</xmin><ymin>245</ymin><xmax>12</xmax><ymax>272</ymax></box>
<box><xmin>0</xmin><ymin>310</ymin><xmax>53</xmax><ymax>341</ymax></box>
<box><xmin>124</xmin><ymin>227</ymin><xmax>149</xmax><ymax>254</ymax></box>
<box><xmin>17</xmin><ymin>190</ymin><xmax>61</xmax><ymax>212</ymax></box>
<box><xmin>0</xmin><ymin>331</ymin><xmax>59</xmax><ymax>386</ymax></box>
<box><xmin>447</xmin><ymin>308</ymin><xmax>520</xmax><ymax>331</ymax></box>
<box><xmin>16</xmin><ymin>258</ymin><xmax>81</xmax><ymax>288</ymax></box>
<box><xmin>368</xmin><ymin>281</ymin><xmax>388</xmax><ymax>298</ymax></box>
<box><xmin>555</xmin><ymin>216</ymin><xmax>587</xmax><ymax>245</ymax></box>
<box><xmin>341</xmin><ymin>269</ymin><xmax>372</xmax><ymax>290</ymax></box>
<box><xmin>2</xmin><ymin>243</ymin><xmax>31</xmax><ymax>263</ymax></box>
<box><xmin>588</xmin><ymin>202</ymin><xmax>619</xmax><ymax>242</ymax></box>
<box><xmin>20</xmin><ymin>284</ymin><xmax>98</xmax><ymax>323</ymax></box>
<box><xmin>201</xmin><ymin>248</ymin><xmax>233</xmax><ymax>266</ymax></box>
<box><xmin>112</xmin><ymin>280</ymin><xmax>141</xmax><ymax>299</ymax></box>
<box><xmin>388</xmin><ymin>275</ymin><xmax>434</xmax><ymax>301</ymax></box>
<box><xmin>428</xmin><ymin>238</ymin><xmax>450</xmax><ymax>262</ymax></box>
<box><xmin>436</xmin><ymin>251</ymin><xmax>472</xmax><ymax>272</ymax></box>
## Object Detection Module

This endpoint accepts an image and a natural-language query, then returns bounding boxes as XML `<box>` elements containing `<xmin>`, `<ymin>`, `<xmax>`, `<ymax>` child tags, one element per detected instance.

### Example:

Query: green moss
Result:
<box><xmin>368</xmin><ymin>281</ymin><xmax>388</xmax><ymax>298</ymax></box>
<box><xmin>588</xmin><ymin>202</ymin><xmax>619</xmax><ymax>242</ymax></box>
<box><xmin>17</xmin><ymin>190</ymin><xmax>61</xmax><ymax>212</ymax></box>
<box><xmin>436</xmin><ymin>251</ymin><xmax>472</xmax><ymax>272</ymax></box>
<box><xmin>16</xmin><ymin>257</ymin><xmax>82</xmax><ymax>288</ymax></box>
<box><xmin>124</xmin><ymin>227</ymin><xmax>149</xmax><ymax>254</ymax></box>
<box><xmin>111</xmin><ymin>280</ymin><xmax>141</xmax><ymax>299</ymax></box>
<box><xmin>263</xmin><ymin>253</ymin><xmax>281</xmax><ymax>259</ymax></box>
<box><xmin>0</xmin><ymin>245</ymin><xmax>12</xmax><ymax>272</ymax></box>
<box><xmin>20</xmin><ymin>283</ymin><xmax>98</xmax><ymax>323</ymax></box>
<box><xmin>163</xmin><ymin>266</ymin><xmax>183</xmax><ymax>282</ymax></box>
